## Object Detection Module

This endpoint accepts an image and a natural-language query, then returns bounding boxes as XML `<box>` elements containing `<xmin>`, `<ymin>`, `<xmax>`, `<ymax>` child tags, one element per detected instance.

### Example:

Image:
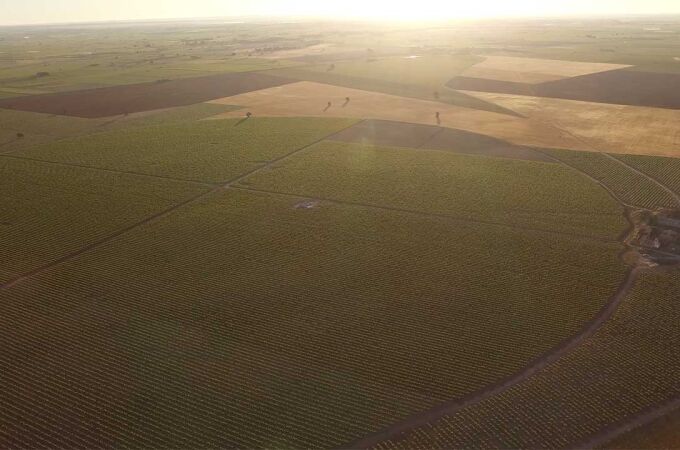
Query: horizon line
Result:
<box><xmin>2</xmin><ymin>12</ymin><xmax>680</xmax><ymax>29</ymax></box>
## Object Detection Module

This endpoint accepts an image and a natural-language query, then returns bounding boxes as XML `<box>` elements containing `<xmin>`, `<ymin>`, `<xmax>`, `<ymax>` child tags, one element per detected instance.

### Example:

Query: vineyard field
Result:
<box><xmin>614</xmin><ymin>153</ymin><xmax>680</xmax><ymax>198</ymax></box>
<box><xmin>0</xmin><ymin>103</ymin><xmax>241</xmax><ymax>154</ymax></box>
<box><xmin>239</xmin><ymin>141</ymin><xmax>627</xmax><ymax>239</ymax></box>
<box><xmin>0</xmin><ymin>156</ymin><xmax>209</xmax><ymax>284</ymax></box>
<box><xmin>15</xmin><ymin>117</ymin><xmax>357</xmax><ymax>182</ymax></box>
<box><xmin>0</xmin><ymin>188</ymin><xmax>627</xmax><ymax>448</ymax></box>
<box><xmin>543</xmin><ymin>149</ymin><xmax>680</xmax><ymax>209</ymax></box>
<box><xmin>376</xmin><ymin>270</ymin><xmax>680</xmax><ymax>449</ymax></box>
<box><xmin>603</xmin><ymin>406</ymin><xmax>680</xmax><ymax>449</ymax></box>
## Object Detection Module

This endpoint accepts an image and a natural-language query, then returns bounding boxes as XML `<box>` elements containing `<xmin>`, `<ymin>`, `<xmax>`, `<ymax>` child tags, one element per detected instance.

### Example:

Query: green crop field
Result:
<box><xmin>603</xmin><ymin>407</ymin><xmax>680</xmax><ymax>449</ymax></box>
<box><xmin>0</xmin><ymin>103</ymin><xmax>241</xmax><ymax>153</ymax></box>
<box><xmin>0</xmin><ymin>57</ymin><xmax>294</xmax><ymax>93</ymax></box>
<box><xmin>544</xmin><ymin>149</ymin><xmax>680</xmax><ymax>209</ymax></box>
<box><xmin>0</xmin><ymin>188</ymin><xmax>627</xmax><ymax>448</ymax></box>
<box><xmin>2</xmin><ymin>17</ymin><xmax>680</xmax><ymax>449</ymax></box>
<box><xmin>239</xmin><ymin>140</ymin><xmax>627</xmax><ymax>239</ymax></box>
<box><xmin>0</xmin><ymin>156</ymin><xmax>209</xmax><ymax>285</ymax></box>
<box><xmin>378</xmin><ymin>270</ymin><xmax>680</xmax><ymax>449</ymax></box>
<box><xmin>0</xmin><ymin>31</ymin><xmax>296</xmax><ymax>93</ymax></box>
<box><xmin>615</xmin><ymin>153</ymin><xmax>680</xmax><ymax>197</ymax></box>
<box><xmin>14</xmin><ymin>117</ymin><xmax>357</xmax><ymax>182</ymax></box>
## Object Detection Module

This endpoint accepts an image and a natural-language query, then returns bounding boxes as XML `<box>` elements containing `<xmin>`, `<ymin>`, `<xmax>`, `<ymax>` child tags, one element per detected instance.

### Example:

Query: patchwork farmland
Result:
<box><xmin>1</xmin><ymin>17</ymin><xmax>679</xmax><ymax>449</ymax></box>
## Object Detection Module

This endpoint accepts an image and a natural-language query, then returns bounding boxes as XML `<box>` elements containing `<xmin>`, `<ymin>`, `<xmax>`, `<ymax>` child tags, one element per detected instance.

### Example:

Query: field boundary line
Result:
<box><xmin>515</xmin><ymin>93</ymin><xmax>677</xmax><ymax>210</ymax></box>
<box><xmin>532</xmin><ymin>149</ymin><xmax>637</xmax><ymax>209</ymax></box>
<box><xmin>0</xmin><ymin>120</ymin><xmax>361</xmax><ymax>291</ymax></box>
<box><xmin>515</xmin><ymin>96</ymin><xmax>645</xmax><ymax>210</ymax></box>
<box><xmin>605</xmin><ymin>152</ymin><xmax>680</xmax><ymax>206</ymax></box>
<box><xmin>579</xmin><ymin>394</ymin><xmax>680</xmax><ymax>449</ymax></box>
<box><xmin>221</xmin><ymin>119</ymin><xmax>365</xmax><ymax>187</ymax></box>
<box><xmin>414</xmin><ymin>126</ymin><xmax>446</xmax><ymax>150</ymax></box>
<box><xmin>0</xmin><ymin>153</ymin><xmax>217</xmax><ymax>187</ymax></box>
<box><xmin>344</xmin><ymin>266</ymin><xmax>640</xmax><ymax>449</ymax></box>
<box><xmin>231</xmin><ymin>185</ymin><xmax>621</xmax><ymax>244</ymax></box>
<box><xmin>0</xmin><ymin>138</ymin><xmax>17</xmax><ymax>148</ymax></box>
<box><xmin>0</xmin><ymin>188</ymin><xmax>215</xmax><ymax>291</ymax></box>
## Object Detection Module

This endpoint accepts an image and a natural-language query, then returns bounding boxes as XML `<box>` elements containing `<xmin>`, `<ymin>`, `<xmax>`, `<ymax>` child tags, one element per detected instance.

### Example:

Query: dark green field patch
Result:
<box><xmin>544</xmin><ymin>149</ymin><xmax>680</xmax><ymax>209</ymax></box>
<box><xmin>0</xmin><ymin>157</ymin><xmax>209</xmax><ymax>284</ymax></box>
<box><xmin>14</xmin><ymin>117</ymin><xmax>357</xmax><ymax>183</ymax></box>
<box><xmin>0</xmin><ymin>103</ymin><xmax>241</xmax><ymax>154</ymax></box>
<box><xmin>613</xmin><ymin>153</ymin><xmax>680</xmax><ymax>198</ymax></box>
<box><xmin>239</xmin><ymin>141</ymin><xmax>627</xmax><ymax>239</ymax></box>
<box><xmin>380</xmin><ymin>270</ymin><xmax>680</xmax><ymax>449</ymax></box>
<box><xmin>0</xmin><ymin>188</ymin><xmax>626</xmax><ymax>448</ymax></box>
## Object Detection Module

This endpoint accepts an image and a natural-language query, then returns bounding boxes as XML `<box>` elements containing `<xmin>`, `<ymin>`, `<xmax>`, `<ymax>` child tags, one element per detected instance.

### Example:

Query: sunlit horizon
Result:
<box><xmin>3</xmin><ymin>0</ymin><xmax>680</xmax><ymax>26</ymax></box>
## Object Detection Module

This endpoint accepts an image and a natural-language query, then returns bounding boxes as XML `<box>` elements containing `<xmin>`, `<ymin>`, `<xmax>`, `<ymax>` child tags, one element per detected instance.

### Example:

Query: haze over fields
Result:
<box><xmin>3</xmin><ymin>0</ymin><xmax>680</xmax><ymax>25</ymax></box>
<box><xmin>0</xmin><ymin>5</ymin><xmax>679</xmax><ymax>450</ymax></box>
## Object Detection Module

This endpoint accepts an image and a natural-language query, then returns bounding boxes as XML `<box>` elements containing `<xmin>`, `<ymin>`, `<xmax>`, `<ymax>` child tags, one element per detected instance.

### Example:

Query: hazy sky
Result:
<box><xmin>2</xmin><ymin>0</ymin><xmax>680</xmax><ymax>26</ymax></box>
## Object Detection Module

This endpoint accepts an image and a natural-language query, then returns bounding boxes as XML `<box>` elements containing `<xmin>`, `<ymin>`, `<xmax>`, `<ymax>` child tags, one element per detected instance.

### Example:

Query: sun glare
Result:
<box><xmin>270</xmin><ymin>0</ymin><xmax>553</xmax><ymax>21</ymax></box>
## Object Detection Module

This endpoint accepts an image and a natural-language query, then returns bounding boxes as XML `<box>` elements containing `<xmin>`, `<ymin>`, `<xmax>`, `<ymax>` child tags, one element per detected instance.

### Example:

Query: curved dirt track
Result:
<box><xmin>578</xmin><ymin>395</ymin><xmax>680</xmax><ymax>449</ymax></box>
<box><xmin>346</xmin><ymin>93</ymin><xmax>680</xmax><ymax>449</ymax></box>
<box><xmin>346</xmin><ymin>266</ymin><xmax>641</xmax><ymax>449</ymax></box>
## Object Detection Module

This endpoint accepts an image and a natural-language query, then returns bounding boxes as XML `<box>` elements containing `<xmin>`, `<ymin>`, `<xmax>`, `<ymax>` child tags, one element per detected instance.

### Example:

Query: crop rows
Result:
<box><xmin>605</xmin><ymin>404</ymin><xmax>680</xmax><ymax>449</ymax></box>
<box><xmin>544</xmin><ymin>149</ymin><xmax>680</xmax><ymax>209</ymax></box>
<box><xmin>0</xmin><ymin>156</ymin><xmax>209</xmax><ymax>284</ymax></box>
<box><xmin>0</xmin><ymin>188</ymin><xmax>627</xmax><ymax>448</ymax></box>
<box><xmin>0</xmin><ymin>102</ymin><xmax>241</xmax><ymax>154</ymax></box>
<box><xmin>241</xmin><ymin>141</ymin><xmax>627</xmax><ymax>239</ymax></box>
<box><xmin>376</xmin><ymin>270</ymin><xmax>680</xmax><ymax>449</ymax></box>
<box><xmin>615</xmin><ymin>153</ymin><xmax>680</xmax><ymax>199</ymax></box>
<box><xmin>16</xmin><ymin>117</ymin><xmax>358</xmax><ymax>183</ymax></box>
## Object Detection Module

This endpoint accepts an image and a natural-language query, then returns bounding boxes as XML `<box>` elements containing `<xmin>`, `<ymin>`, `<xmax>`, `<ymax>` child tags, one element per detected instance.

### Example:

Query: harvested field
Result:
<box><xmin>15</xmin><ymin>117</ymin><xmax>356</xmax><ymax>183</ymax></box>
<box><xmin>375</xmin><ymin>270</ymin><xmax>680</xmax><ymax>449</ymax></box>
<box><xmin>207</xmin><ymin>81</ymin><xmax>593</xmax><ymax>152</ymax></box>
<box><xmin>0</xmin><ymin>72</ymin><xmax>293</xmax><ymax>118</ymax></box>
<box><xmin>0</xmin><ymin>188</ymin><xmax>627</xmax><ymax>449</ymax></box>
<box><xmin>298</xmin><ymin>54</ymin><xmax>482</xmax><ymax>91</ymax></box>
<box><xmin>461</xmin><ymin>55</ymin><xmax>630</xmax><ymax>84</ymax></box>
<box><xmin>462</xmin><ymin>91</ymin><xmax>680</xmax><ymax>157</ymax></box>
<box><xmin>328</xmin><ymin>119</ymin><xmax>554</xmax><ymax>162</ymax></box>
<box><xmin>0</xmin><ymin>156</ymin><xmax>208</xmax><ymax>285</ymax></box>
<box><xmin>269</xmin><ymin>66</ymin><xmax>521</xmax><ymax>116</ymax></box>
<box><xmin>451</xmin><ymin>69</ymin><xmax>680</xmax><ymax>110</ymax></box>
<box><xmin>238</xmin><ymin>140</ymin><xmax>626</xmax><ymax>239</ymax></box>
